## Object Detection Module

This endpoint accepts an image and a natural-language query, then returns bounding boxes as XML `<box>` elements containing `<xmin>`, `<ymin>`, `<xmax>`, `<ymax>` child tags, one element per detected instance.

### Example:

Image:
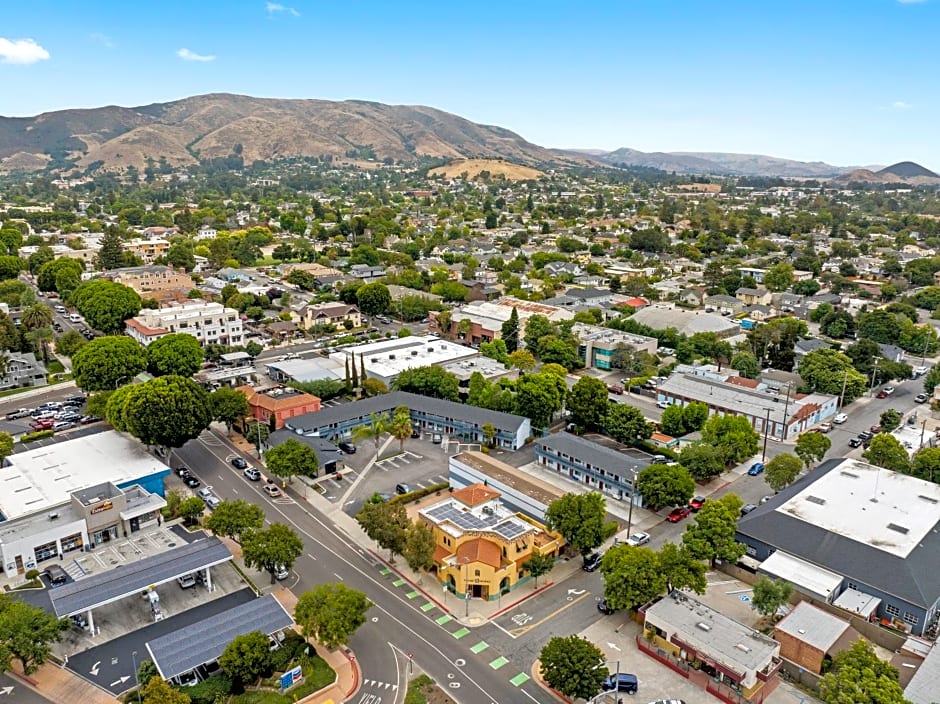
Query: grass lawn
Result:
<box><xmin>231</xmin><ymin>656</ymin><xmax>336</xmax><ymax>704</ymax></box>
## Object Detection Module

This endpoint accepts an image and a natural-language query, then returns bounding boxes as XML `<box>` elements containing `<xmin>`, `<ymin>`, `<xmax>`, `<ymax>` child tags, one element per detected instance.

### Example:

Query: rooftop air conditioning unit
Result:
<box><xmin>48</xmin><ymin>512</ymin><xmax>59</xmax><ymax>520</ymax></box>
<box><xmin>389</xmin><ymin>354</ymin><xmax>396</xmax><ymax>359</ymax></box>
<box><xmin>412</xmin><ymin>350</ymin><xmax>419</xmax><ymax>356</ymax></box>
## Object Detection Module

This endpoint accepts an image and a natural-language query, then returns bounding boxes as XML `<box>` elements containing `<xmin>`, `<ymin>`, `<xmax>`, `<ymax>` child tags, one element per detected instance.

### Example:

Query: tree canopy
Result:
<box><xmin>0</xmin><ymin>593</ymin><xmax>69</xmax><ymax>675</ymax></box>
<box><xmin>146</xmin><ymin>333</ymin><xmax>204</xmax><ymax>377</ymax></box>
<box><xmin>819</xmin><ymin>639</ymin><xmax>907</xmax><ymax>704</ymax></box>
<box><xmin>567</xmin><ymin>376</ymin><xmax>609</xmax><ymax>430</ymax></box>
<box><xmin>265</xmin><ymin>438</ymin><xmax>320</xmax><ymax>481</ymax></box>
<box><xmin>242</xmin><ymin>523</ymin><xmax>304</xmax><ymax>584</ymax></box>
<box><xmin>72</xmin><ymin>280</ymin><xmax>142</xmax><ymax>334</ymax></box>
<box><xmin>794</xmin><ymin>432</ymin><xmax>831</xmax><ymax>470</ymax></box>
<box><xmin>863</xmin><ymin>434</ymin><xmax>911</xmax><ymax>473</ymax></box>
<box><xmin>204</xmin><ymin>499</ymin><xmax>264</xmax><ymax>543</ymax></box>
<box><xmin>355</xmin><ymin>500</ymin><xmax>410</xmax><ymax>560</ymax></box>
<box><xmin>635</xmin><ymin>463</ymin><xmax>695</xmax><ymax>511</ymax></box>
<box><xmin>392</xmin><ymin>365</ymin><xmax>459</xmax><ymax>401</ymax></box>
<box><xmin>538</xmin><ymin>635</ymin><xmax>606</xmax><ymax>700</ymax></box>
<box><xmin>294</xmin><ymin>583</ymin><xmax>372</xmax><ymax>650</ymax></box>
<box><xmin>118</xmin><ymin>375</ymin><xmax>212</xmax><ymax>450</ymax></box>
<box><xmin>544</xmin><ymin>492</ymin><xmax>614</xmax><ymax>557</ymax></box>
<box><xmin>72</xmin><ymin>335</ymin><xmax>147</xmax><ymax>391</ymax></box>
<box><xmin>764</xmin><ymin>453</ymin><xmax>803</xmax><ymax>492</ymax></box>
<box><xmin>681</xmin><ymin>494</ymin><xmax>746</xmax><ymax>567</ymax></box>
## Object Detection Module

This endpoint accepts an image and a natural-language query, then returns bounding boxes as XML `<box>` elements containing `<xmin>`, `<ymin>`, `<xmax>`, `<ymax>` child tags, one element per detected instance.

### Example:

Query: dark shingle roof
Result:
<box><xmin>536</xmin><ymin>432</ymin><xmax>649</xmax><ymax>482</ymax></box>
<box><xmin>146</xmin><ymin>595</ymin><xmax>293</xmax><ymax>679</ymax></box>
<box><xmin>284</xmin><ymin>391</ymin><xmax>528</xmax><ymax>434</ymax></box>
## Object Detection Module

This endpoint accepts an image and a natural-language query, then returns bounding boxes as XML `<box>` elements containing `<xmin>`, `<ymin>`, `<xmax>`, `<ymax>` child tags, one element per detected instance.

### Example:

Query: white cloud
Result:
<box><xmin>177</xmin><ymin>48</ymin><xmax>216</xmax><ymax>62</ymax></box>
<box><xmin>892</xmin><ymin>101</ymin><xmax>913</xmax><ymax>110</ymax></box>
<box><xmin>266</xmin><ymin>2</ymin><xmax>300</xmax><ymax>16</ymax></box>
<box><xmin>0</xmin><ymin>37</ymin><xmax>50</xmax><ymax>65</ymax></box>
<box><xmin>89</xmin><ymin>32</ymin><xmax>114</xmax><ymax>48</ymax></box>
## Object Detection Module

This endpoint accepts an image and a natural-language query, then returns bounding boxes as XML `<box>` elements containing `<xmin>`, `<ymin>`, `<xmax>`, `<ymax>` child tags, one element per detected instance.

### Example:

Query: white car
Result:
<box><xmin>883</xmin><ymin>386</ymin><xmax>895</xmax><ymax>395</ymax></box>
<box><xmin>833</xmin><ymin>413</ymin><xmax>848</xmax><ymax>424</ymax></box>
<box><xmin>626</xmin><ymin>531</ymin><xmax>651</xmax><ymax>547</ymax></box>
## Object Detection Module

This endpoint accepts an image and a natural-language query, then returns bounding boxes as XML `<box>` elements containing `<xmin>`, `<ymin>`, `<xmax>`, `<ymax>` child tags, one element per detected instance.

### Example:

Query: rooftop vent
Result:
<box><xmin>411</xmin><ymin>350</ymin><xmax>419</xmax><ymax>356</ymax></box>
<box><xmin>696</xmin><ymin>622</ymin><xmax>711</xmax><ymax>632</ymax></box>
<box><xmin>735</xmin><ymin>644</ymin><xmax>752</xmax><ymax>653</ymax></box>
<box><xmin>806</xmin><ymin>496</ymin><xmax>826</xmax><ymax>506</ymax></box>
<box><xmin>887</xmin><ymin>523</ymin><xmax>909</xmax><ymax>535</ymax></box>
<box><xmin>840</xmin><ymin>471</ymin><xmax>860</xmax><ymax>479</ymax></box>
<box><xmin>48</xmin><ymin>512</ymin><xmax>59</xmax><ymax>521</ymax></box>
<box><xmin>918</xmin><ymin>495</ymin><xmax>939</xmax><ymax>504</ymax></box>
<box><xmin>389</xmin><ymin>354</ymin><xmax>396</xmax><ymax>360</ymax></box>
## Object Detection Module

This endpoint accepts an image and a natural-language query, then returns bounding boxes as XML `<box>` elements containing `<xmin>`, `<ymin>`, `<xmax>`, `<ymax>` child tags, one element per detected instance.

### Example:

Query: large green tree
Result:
<box><xmin>600</xmin><ymin>545</ymin><xmax>667</xmax><ymax>611</ymax></box>
<box><xmin>204</xmin><ymin>499</ymin><xmax>264</xmax><ymax>543</ymax></box>
<box><xmin>141</xmin><ymin>677</ymin><xmax>191</xmax><ymax>704</ymax></box>
<box><xmin>799</xmin><ymin>348</ymin><xmax>868</xmax><ymax>403</ymax></box>
<box><xmin>603</xmin><ymin>403</ymin><xmax>653</xmax><ymax>446</ymax></box>
<box><xmin>863</xmin><ymin>434</ymin><xmax>911</xmax><ymax>473</ymax></box>
<box><xmin>294</xmin><ymin>583</ymin><xmax>372</xmax><ymax>650</ymax></box>
<box><xmin>96</xmin><ymin>228</ymin><xmax>127</xmax><ymax>270</ymax></box>
<box><xmin>355</xmin><ymin>500</ymin><xmax>410</xmax><ymax>560</ymax></box>
<box><xmin>209</xmin><ymin>386</ymin><xmax>250</xmax><ymax>434</ymax></box>
<box><xmin>55</xmin><ymin>329</ymin><xmax>86</xmax><ymax>358</ymax></box>
<box><xmin>911</xmin><ymin>447</ymin><xmax>940</xmax><ymax>483</ymax></box>
<box><xmin>764</xmin><ymin>453</ymin><xmax>803</xmax><ymax>492</ymax></box>
<box><xmin>0</xmin><ymin>594</ymin><xmax>69</xmax><ymax>675</ymax></box>
<box><xmin>657</xmin><ymin>542</ymin><xmax>707</xmax><ymax>594</ymax></box>
<box><xmin>356</xmin><ymin>282</ymin><xmax>392</xmax><ymax>316</ymax></box>
<box><xmin>218</xmin><ymin>631</ymin><xmax>271</xmax><ymax>687</ymax></box>
<box><xmin>37</xmin><ymin>258</ymin><xmax>83</xmax><ymax>293</ymax></box>
<box><xmin>72</xmin><ymin>280</ymin><xmax>142</xmax><ymax>333</ymax></box>
<box><xmin>265</xmin><ymin>438</ymin><xmax>320</xmax><ymax>481</ymax></box>
<box><xmin>819</xmin><ymin>639</ymin><xmax>907</xmax><ymax>704</ymax></box>
<box><xmin>392</xmin><ymin>365</ymin><xmax>460</xmax><ymax>401</ymax></box>
<box><xmin>635</xmin><ymin>463</ymin><xmax>695</xmax><ymax>511</ymax></box>
<box><xmin>120</xmin><ymin>375</ymin><xmax>212</xmax><ymax>451</ymax></box>
<box><xmin>402</xmin><ymin>521</ymin><xmax>436</xmax><ymax>578</ymax></box>
<box><xmin>242</xmin><ymin>523</ymin><xmax>304</xmax><ymax>584</ymax></box>
<box><xmin>501</xmin><ymin>306</ymin><xmax>519</xmax><ymax>352</ymax></box>
<box><xmin>514</xmin><ymin>371</ymin><xmax>566</xmax><ymax>428</ymax></box>
<box><xmin>544</xmin><ymin>492</ymin><xmax>614</xmax><ymax>558</ymax></box>
<box><xmin>700</xmin><ymin>414</ymin><xmax>760</xmax><ymax>466</ymax></box>
<box><xmin>682</xmin><ymin>494</ymin><xmax>746</xmax><ymax>567</ymax></box>
<box><xmin>538</xmin><ymin>635</ymin><xmax>606</xmax><ymax>700</ymax></box>
<box><xmin>72</xmin><ymin>335</ymin><xmax>147</xmax><ymax>391</ymax></box>
<box><xmin>567</xmin><ymin>376</ymin><xmax>609</xmax><ymax>430</ymax></box>
<box><xmin>794</xmin><ymin>431</ymin><xmax>831</xmax><ymax>470</ymax></box>
<box><xmin>146</xmin><ymin>333</ymin><xmax>204</xmax><ymax>377</ymax></box>
<box><xmin>751</xmin><ymin>576</ymin><xmax>794</xmax><ymax>619</ymax></box>
<box><xmin>680</xmin><ymin>442</ymin><xmax>726</xmax><ymax>480</ymax></box>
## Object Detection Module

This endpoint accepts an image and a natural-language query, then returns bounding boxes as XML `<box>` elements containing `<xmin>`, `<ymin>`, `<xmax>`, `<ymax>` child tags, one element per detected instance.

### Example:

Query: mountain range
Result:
<box><xmin>0</xmin><ymin>93</ymin><xmax>935</xmax><ymax>181</ymax></box>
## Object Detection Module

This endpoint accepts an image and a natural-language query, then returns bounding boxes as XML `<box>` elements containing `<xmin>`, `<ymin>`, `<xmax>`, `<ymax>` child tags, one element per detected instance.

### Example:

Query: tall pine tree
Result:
<box><xmin>96</xmin><ymin>227</ymin><xmax>125</xmax><ymax>270</ymax></box>
<box><xmin>501</xmin><ymin>307</ymin><xmax>519</xmax><ymax>352</ymax></box>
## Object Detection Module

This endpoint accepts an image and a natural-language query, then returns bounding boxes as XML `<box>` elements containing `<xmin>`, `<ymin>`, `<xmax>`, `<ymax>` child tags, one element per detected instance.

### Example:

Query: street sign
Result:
<box><xmin>280</xmin><ymin>671</ymin><xmax>293</xmax><ymax>690</ymax></box>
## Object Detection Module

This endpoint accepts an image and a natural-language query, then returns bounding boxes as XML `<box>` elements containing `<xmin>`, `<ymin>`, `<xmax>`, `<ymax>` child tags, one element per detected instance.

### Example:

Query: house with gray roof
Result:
<box><xmin>737</xmin><ymin>457</ymin><xmax>940</xmax><ymax>637</ymax></box>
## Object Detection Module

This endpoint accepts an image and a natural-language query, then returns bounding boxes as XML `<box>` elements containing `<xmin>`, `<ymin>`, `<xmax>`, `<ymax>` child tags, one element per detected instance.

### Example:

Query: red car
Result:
<box><xmin>30</xmin><ymin>418</ymin><xmax>54</xmax><ymax>430</ymax></box>
<box><xmin>689</xmin><ymin>496</ymin><xmax>706</xmax><ymax>511</ymax></box>
<box><xmin>876</xmin><ymin>390</ymin><xmax>888</xmax><ymax>399</ymax></box>
<box><xmin>667</xmin><ymin>506</ymin><xmax>692</xmax><ymax>523</ymax></box>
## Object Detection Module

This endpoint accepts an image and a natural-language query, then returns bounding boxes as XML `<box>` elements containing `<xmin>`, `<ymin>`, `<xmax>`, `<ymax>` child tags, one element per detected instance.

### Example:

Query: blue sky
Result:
<box><xmin>2</xmin><ymin>1</ymin><xmax>939</xmax><ymax>169</ymax></box>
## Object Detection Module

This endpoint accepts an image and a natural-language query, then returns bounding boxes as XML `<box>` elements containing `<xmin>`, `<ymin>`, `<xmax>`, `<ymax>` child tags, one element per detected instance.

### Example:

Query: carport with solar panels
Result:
<box><xmin>47</xmin><ymin>537</ymin><xmax>232</xmax><ymax>636</ymax></box>
<box><xmin>146</xmin><ymin>594</ymin><xmax>294</xmax><ymax>685</ymax></box>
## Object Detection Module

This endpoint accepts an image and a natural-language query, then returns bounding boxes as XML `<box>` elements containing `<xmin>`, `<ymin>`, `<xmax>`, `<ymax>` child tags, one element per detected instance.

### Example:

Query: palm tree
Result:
<box><xmin>21</xmin><ymin>303</ymin><xmax>53</xmax><ymax>332</ymax></box>
<box><xmin>389</xmin><ymin>406</ymin><xmax>413</xmax><ymax>453</ymax></box>
<box><xmin>352</xmin><ymin>413</ymin><xmax>390</xmax><ymax>457</ymax></box>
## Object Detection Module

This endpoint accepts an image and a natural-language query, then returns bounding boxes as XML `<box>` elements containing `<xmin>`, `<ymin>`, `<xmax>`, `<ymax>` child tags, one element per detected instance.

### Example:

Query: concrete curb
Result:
<box><xmin>488</xmin><ymin>581</ymin><xmax>556</xmax><ymax>619</ymax></box>
<box><xmin>342</xmin><ymin>648</ymin><xmax>361</xmax><ymax>700</ymax></box>
<box><xmin>529</xmin><ymin>659</ymin><xmax>572</xmax><ymax>703</ymax></box>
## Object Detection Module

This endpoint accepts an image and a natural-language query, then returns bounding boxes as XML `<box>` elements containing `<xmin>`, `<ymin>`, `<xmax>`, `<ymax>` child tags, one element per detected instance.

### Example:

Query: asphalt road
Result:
<box><xmin>0</xmin><ymin>673</ymin><xmax>53</xmax><ymax>704</ymax></box>
<box><xmin>174</xmin><ymin>430</ymin><xmax>556</xmax><ymax>704</ymax></box>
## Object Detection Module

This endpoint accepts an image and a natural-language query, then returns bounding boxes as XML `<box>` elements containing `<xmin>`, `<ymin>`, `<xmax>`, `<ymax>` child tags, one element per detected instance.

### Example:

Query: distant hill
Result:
<box><xmin>428</xmin><ymin>158</ymin><xmax>544</xmax><ymax>181</ymax></box>
<box><xmin>829</xmin><ymin>161</ymin><xmax>940</xmax><ymax>186</ymax></box>
<box><xmin>587</xmin><ymin>147</ymin><xmax>863</xmax><ymax>178</ymax></box>
<box><xmin>0</xmin><ymin>93</ymin><xmax>591</xmax><ymax>173</ymax></box>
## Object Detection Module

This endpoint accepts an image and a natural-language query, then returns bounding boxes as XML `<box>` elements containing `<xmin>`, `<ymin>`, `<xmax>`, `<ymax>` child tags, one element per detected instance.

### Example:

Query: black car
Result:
<box><xmin>411</xmin><ymin>426</ymin><xmax>421</xmax><ymax>439</ymax></box>
<box><xmin>80</xmin><ymin>415</ymin><xmax>100</xmax><ymax>425</ymax></box>
<box><xmin>338</xmin><ymin>441</ymin><xmax>357</xmax><ymax>454</ymax></box>
<box><xmin>66</xmin><ymin>395</ymin><xmax>86</xmax><ymax>405</ymax></box>
<box><xmin>597</xmin><ymin>598</ymin><xmax>615</xmax><ymax>615</ymax></box>
<box><xmin>858</xmin><ymin>430</ymin><xmax>874</xmax><ymax>441</ymax></box>
<box><xmin>582</xmin><ymin>553</ymin><xmax>603</xmax><ymax>572</ymax></box>
<box><xmin>183</xmin><ymin>475</ymin><xmax>201</xmax><ymax>488</ymax></box>
<box><xmin>175</xmin><ymin>466</ymin><xmax>190</xmax><ymax>476</ymax></box>
<box><xmin>848</xmin><ymin>437</ymin><xmax>862</xmax><ymax>448</ymax></box>
<box><xmin>231</xmin><ymin>457</ymin><xmax>248</xmax><ymax>469</ymax></box>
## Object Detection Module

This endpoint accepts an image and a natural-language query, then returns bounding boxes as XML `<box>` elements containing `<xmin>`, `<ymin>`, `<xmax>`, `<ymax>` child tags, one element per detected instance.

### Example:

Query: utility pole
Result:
<box><xmin>625</xmin><ymin>466</ymin><xmax>638</xmax><ymax>538</ymax></box>
<box><xmin>761</xmin><ymin>407</ymin><xmax>772</xmax><ymax>462</ymax></box>
<box><xmin>781</xmin><ymin>382</ymin><xmax>792</xmax><ymax>440</ymax></box>
<box><xmin>839</xmin><ymin>368</ymin><xmax>849</xmax><ymax>408</ymax></box>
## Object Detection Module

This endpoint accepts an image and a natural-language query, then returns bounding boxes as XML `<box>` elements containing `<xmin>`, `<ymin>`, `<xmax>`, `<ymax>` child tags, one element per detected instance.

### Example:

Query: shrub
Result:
<box><xmin>186</xmin><ymin>674</ymin><xmax>233</xmax><ymax>704</ymax></box>
<box><xmin>20</xmin><ymin>429</ymin><xmax>54</xmax><ymax>443</ymax></box>
<box><xmin>388</xmin><ymin>482</ymin><xmax>449</xmax><ymax>505</ymax></box>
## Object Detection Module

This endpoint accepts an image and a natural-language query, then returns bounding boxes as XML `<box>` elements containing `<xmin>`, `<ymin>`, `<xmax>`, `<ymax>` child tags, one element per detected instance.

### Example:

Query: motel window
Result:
<box><xmin>885</xmin><ymin>604</ymin><xmax>900</xmax><ymax>617</ymax></box>
<box><xmin>903</xmin><ymin>612</ymin><xmax>919</xmax><ymax>626</ymax></box>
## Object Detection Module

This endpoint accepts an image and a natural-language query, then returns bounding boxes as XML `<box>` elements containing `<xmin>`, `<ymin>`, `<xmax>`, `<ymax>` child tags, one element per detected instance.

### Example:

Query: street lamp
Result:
<box><xmin>589</xmin><ymin>659</ymin><xmax>621</xmax><ymax>703</ymax></box>
<box><xmin>132</xmin><ymin>650</ymin><xmax>142</xmax><ymax>704</ymax></box>
<box><xmin>115</xmin><ymin>375</ymin><xmax>129</xmax><ymax>390</ymax></box>
<box><xmin>761</xmin><ymin>407</ymin><xmax>773</xmax><ymax>462</ymax></box>
<box><xmin>625</xmin><ymin>466</ymin><xmax>638</xmax><ymax>538</ymax></box>
<box><xmin>461</xmin><ymin>557</ymin><xmax>472</xmax><ymax>618</ymax></box>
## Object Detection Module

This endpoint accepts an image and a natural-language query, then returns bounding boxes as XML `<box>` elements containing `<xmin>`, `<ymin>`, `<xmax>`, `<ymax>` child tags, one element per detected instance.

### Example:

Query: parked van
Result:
<box><xmin>601</xmin><ymin>673</ymin><xmax>638</xmax><ymax>694</ymax></box>
<box><xmin>69</xmin><ymin>313</ymin><xmax>82</xmax><ymax>323</ymax></box>
<box><xmin>45</xmin><ymin>564</ymin><xmax>69</xmax><ymax>586</ymax></box>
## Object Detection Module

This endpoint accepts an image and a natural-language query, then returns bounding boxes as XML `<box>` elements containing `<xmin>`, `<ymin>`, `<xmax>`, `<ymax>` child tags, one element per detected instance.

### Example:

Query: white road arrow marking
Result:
<box><xmin>567</xmin><ymin>588</ymin><xmax>586</xmax><ymax>595</ymax></box>
<box><xmin>90</xmin><ymin>661</ymin><xmax>100</xmax><ymax>676</ymax></box>
<box><xmin>109</xmin><ymin>676</ymin><xmax>130</xmax><ymax>687</ymax></box>
<box><xmin>0</xmin><ymin>686</ymin><xmax>14</xmax><ymax>696</ymax></box>
<box><xmin>607</xmin><ymin>642</ymin><xmax>622</xmax><ymax>652</ymax></box>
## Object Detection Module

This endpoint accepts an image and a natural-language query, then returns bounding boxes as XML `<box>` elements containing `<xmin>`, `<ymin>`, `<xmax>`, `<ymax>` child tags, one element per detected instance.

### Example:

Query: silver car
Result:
<box><xmin>626</xmin><ymin>531</ymin><xmax>651</xmax><ymax>547</ymax></box>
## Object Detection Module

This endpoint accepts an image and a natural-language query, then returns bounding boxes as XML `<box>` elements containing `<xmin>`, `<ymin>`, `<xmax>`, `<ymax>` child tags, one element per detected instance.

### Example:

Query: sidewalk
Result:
<box><xmin>6</xmin><ymin>661</ymin><xmax>116</xmax><ymax>704</ymax></box>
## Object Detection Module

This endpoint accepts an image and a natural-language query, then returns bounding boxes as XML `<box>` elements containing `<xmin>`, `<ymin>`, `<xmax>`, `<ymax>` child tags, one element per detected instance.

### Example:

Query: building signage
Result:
<box><xmin>91</xmin><ymin>501</ymin><xmax>113</xmax><ymax>514</ymax></box>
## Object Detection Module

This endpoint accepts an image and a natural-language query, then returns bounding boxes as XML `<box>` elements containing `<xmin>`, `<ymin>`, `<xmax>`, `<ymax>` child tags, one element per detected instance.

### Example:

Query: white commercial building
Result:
<box><xmin>125</xmin><ymin>300</ymin><xmax>244</xmax><ymax>347</ymax></box>
<box><xmin>0</xmin><ymin>431</ymin><xmax>171</xmax><ymax>577</ymax></box>
<box><xmin>330</xmin><ymin>335</ymin><xmax>478</xmax><ymax>387</ymax></box>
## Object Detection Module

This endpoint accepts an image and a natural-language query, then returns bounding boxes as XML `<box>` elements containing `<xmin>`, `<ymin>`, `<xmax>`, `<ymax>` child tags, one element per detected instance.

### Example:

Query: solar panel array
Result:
<box><xmin>426</xmin><ymin>503</ymin><xmax>531</xmax><ymax>540</ymax></box>
<box><xmin>146</xmin><ymin>595</ymin><xmax>293</xmax><ymax>679</ymax></box>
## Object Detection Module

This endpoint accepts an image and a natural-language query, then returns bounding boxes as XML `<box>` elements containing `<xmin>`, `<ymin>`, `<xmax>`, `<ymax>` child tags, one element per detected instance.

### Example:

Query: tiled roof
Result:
<box><xmin>456</xmin><ymin>538</ymin><xmax>502</xmax><ymax>569</ymax></box>
<box><xmin>451</xmin><ymin>483</ymin><xmax>501</xmax><ymax>507</ymax></box>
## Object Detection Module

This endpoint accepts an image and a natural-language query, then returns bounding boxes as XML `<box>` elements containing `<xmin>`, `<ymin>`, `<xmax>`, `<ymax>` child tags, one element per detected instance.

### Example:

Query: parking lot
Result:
<box><xmin>338</xmin><ymin>435</ymin><xmax>452</xmax><ymax>516</ymax></box>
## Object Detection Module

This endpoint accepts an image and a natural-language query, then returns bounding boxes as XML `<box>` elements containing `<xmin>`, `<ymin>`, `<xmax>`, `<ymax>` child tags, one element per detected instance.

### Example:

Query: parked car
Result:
<box><xmin>848</xmin><ymin>437</ymin><xmax>863</xmax><ymax>448</ymax></box>
<box><xmin>432</xmin><ymin>433</ymin><xmax>443</xmax><ymax>444</ymax></box>
<box><xmin>915</xmin><ymin>393</ymin><xmax>929</xmax><ymax>404</ymax></box>
<box><xmin>759</xmin><ymin>495</ymin><xmax>775</xmax><ymax>505</ymax></box>
<box><xmin>818</xmin><ymin>422</ymin><xmax>832</xmax><ymax>433</ymax></box>
<box><xmin>205</xmin><ymin>496</ymin><xmax>221</xmax><ymax>510</ymax></box>
<box><xmin>30</xmin><ymin>418</ymin><xmax>54</xmax><ymax>430</ymax></box>
<box><xmin>582</xmin><ymin>552</ymin><xmax>603</xmax><ymax>572</ymax></box>
<box><xmin>395</xmin><ymin>483</ymin><xmax>413</xmax><ymax>495</ymax></box>
<box><xmin>263</xmin><ymin>484</ymin><xmax>282</xmax><ymax>498</ymax></box>
<box><xmin>607</xmin><ymin>384</ymin><xmax>624</xmax><ymax>395</ymax></box>
<box><xmin>597</xmin><ymin>598</ymin><xmax>615</xmax><ymax>615</ymax></box>
<box><xmin>338</xmin><ymin>441</ymin><xmax>357</xmax><ymax>454</ymax></box>
<box><xmin>244</xmin><ymin>467</ymin><xmax>261</xmax><ymax>481</ymax></box>
<box><xmin>689</xmin><ymin>496</ymin><xmax>706</xmax><ymax>511</ymax></box>
<box><xmin>52</xmin><ymin>421</ymin><xmax>74</xmax><ymax>432</ymax></box>
<box><xmin>183</xmin><ymin>475</ymin><xmax>201</xmax><ymax>489</ymax></box>
<box><xmin>231</xmin><ymin>457</ymin><xmax>248</xmax><ymax>469</ymax></box>
<box><xmin>5</xmin><ymin>408</ymin><xmax>30</xmax><ymax>420</ymax></box>
<box><xmin>740</xmin><ymin>503</ymin><xmax>758</xmax><ymax>516</ymax></box>
<box><xmin>197</xmin><ymin>487</ymin><xmax>214</xmax><ymax>500</ymax></box>
<box><xmin>833</xmin><ymin>413</ymin><xmax>849</xmax><ymax>424</ymax></box>
<box><xmin>883</xmin><ymin>386</ymin><xmax>896</xmax><ymax>395</ymax></box>
<box><xmin>177</xmin><ymin>574</ymin><xmax>196</xmax><ymax>589</ymax></box>
<box><xmin>747</xmin><ymin>462</ymin><xmax>765</xmax><ymax>476</ymax></box>
<box><xmin>274</xmin><ymin>564</ymin><xmax>290</xmax><ymax>581</ymax></box>
<box><xmin>80</xmin><ymin>415</ymin><xmax>101</xmax><ymax>425</ymax></box>
<box><xmin>858</xmin><ymin>430</ymin><xmax>874</xmax><ymax>441</ymax></box>
<box><xmin>625</xmin><ymin>531</ymin><xmax>650</xmax><ymax>547</ymax></box>
<box><xmin>667</xmin><ymin>506</ymin><xmax>692</xmax><ymax>523</ymax></box>
<box><xmin>870</xmin><ymin>424</ymin><xmax>882</xmax><ymax>434</ymax></box>
<box><xmin>65</xmin><ymin>395</ymin><xmax>85</xmax><ymax>405</ymax></box>
<box><xmin>876</xmin><ymin>390</ymin><xmax>888</xmax><ymax>399</ymax></box>
<box><xmin>601</xmin><ymin>673</ymin><xmax>638</xmax><ymax>694</ymax></box>
<box><xmin>411</xmin><ymin>426</ymin><xmax>421</xmax><ymax>438</ymax></box>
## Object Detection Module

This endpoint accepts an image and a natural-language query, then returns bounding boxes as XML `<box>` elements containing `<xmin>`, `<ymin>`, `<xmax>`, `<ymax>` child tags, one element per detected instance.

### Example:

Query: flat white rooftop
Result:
<box><xmin>776</xmin><ymin>459</ymin><xmax>940</xmax><ymax>559</ymax></box>
<box><xmin>330</xmin><ymin>335</ymin><xmax>476</xmax><ymax>379</ymax></box>
<box><xmin>0</xmin><ymin>431</ymin><xmax>169</xmax><ymax>521</ymax></box>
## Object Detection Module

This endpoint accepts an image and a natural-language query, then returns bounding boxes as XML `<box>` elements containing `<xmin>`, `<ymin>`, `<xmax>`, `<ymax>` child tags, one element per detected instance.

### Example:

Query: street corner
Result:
<box><xmin>490</xmin><ymin>584</ymin><xmax>600</xmax><ymax>639</ymax></box>
<box><xmin>529</xmin><ymin>659</ymin><xmax>572</xmax><ymax>704</ymax></box>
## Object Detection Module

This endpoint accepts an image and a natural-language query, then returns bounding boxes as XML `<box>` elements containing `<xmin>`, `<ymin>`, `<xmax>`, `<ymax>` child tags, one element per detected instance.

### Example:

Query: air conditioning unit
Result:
<box><xmin>389</xmin><ymin>354</ymin><xmax>396</xmax><ymax>360</ymax></box>
<box><xmin>48</xmin><ymin>512</ymin><xmax>59</xmax><ymax>521</ymax></box>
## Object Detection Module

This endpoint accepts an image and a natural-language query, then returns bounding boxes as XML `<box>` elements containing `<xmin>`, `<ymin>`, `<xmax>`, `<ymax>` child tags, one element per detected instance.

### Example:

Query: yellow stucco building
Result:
<box><xmin>419</xmin><ymin>483</ymin><xmax>563</xmax><ymax>600</ymax></box>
